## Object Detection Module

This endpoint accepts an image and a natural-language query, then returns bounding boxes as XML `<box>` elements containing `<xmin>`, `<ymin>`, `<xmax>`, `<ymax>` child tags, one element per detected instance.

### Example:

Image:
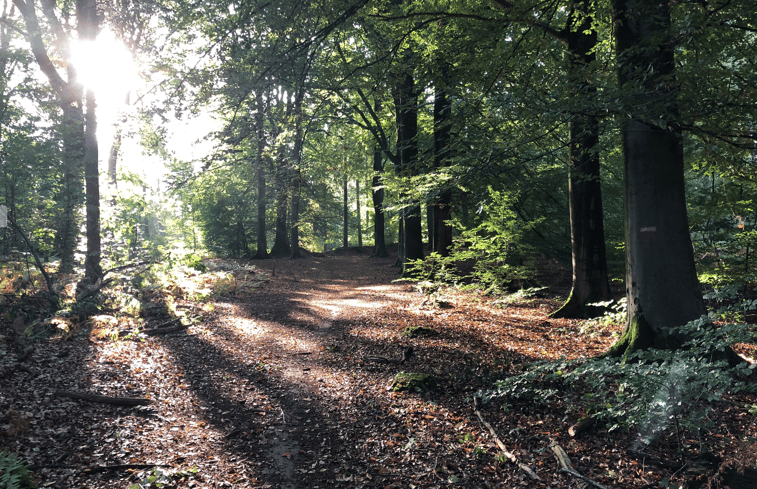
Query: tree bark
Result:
<box><xmin>371</xmin><ymin>139</ymin><xmax>388</xmax><ymax>257</ymax></box>
<box><xmin>393</xmin><ymin>56</ymin><xmax>423</xmax><ymax>274</ymax></box>
<box><xmin>289</xmin><ymin>167</ymin><xmax>302</xmax><ymax>258</ymax></box>
<box><xmin>269</xmin><ymin>181</ymin><xmax>290</xmax><ymax>258</ymax></box>
<box><xmin>356</xmin><ymin>179</ymin><xmax>363</xmax><ymax>249</ymax></box>
<box><xmin>433</xmin><ymin>72</ymin><xmax>453</xmax><ymax>257</ymax></box>
<box><xmin>84</xmin><ymin>87</ymin><xmax>102</xmax><ymax>282</ymax></box>
<box><xmin>81</xmin><ymin>0</ymin><xmax>102</xmax><ymax>281</ymax></box>
<box><xmin>607</xmin><ymin>0</ymin><xmax>705</xmax><ymax>357</ymax></box>
<box><xmin>289</xmin><ymin>87</ymin><xmax>305</xmax><ymax>259</ymax></box>
<box><xmin>551</xmin><ymin>0</ymin><xmax>612</xmax><ymax>319</ymax></box>
<box><xmin>54</xmin><ymin>390</ymin><xmax>150</xmax><ymax>406</ymax></box>
<box><xmin>253</xmin><ymin>96</ymin><xmax>268</xmax><ymax>259</ymax></box>
<box><xmin>343</xmin><ymin>176</ymin><xmax>349</xmax><ymax>249</ymax></box>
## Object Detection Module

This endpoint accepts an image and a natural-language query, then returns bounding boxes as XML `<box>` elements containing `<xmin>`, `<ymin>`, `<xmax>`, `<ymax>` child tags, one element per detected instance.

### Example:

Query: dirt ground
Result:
<box><xmin>1</xmin><ymin>248</ymin><xmax>756</xmax><ymax>488</ymax></box>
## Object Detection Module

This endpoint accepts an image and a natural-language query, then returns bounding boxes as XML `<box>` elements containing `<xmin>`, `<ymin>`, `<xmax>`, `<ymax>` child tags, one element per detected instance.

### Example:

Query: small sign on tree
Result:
<box><xmin>0</xmin><ymin>205</ymin><xmax>7</xmax><ymax>228</ymax></box>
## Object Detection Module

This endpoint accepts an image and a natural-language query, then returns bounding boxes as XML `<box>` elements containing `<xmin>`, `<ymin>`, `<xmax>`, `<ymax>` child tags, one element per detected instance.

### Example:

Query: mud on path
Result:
<box><xmin>3</xmin><ymin>248</ymin><xmax>698</xmax><ymax>488</ymax></box>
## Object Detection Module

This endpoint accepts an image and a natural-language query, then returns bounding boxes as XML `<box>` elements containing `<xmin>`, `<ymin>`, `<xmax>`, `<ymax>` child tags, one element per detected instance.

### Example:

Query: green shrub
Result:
<box><xmin>480</xmin><ymin>296</ymin><xmax>757</xmax><ymax>448</ymax></box>
<box><xmin>405</xmin><ymin>187</ymin><xmax>539</xmax><ymax>294</ymax></box>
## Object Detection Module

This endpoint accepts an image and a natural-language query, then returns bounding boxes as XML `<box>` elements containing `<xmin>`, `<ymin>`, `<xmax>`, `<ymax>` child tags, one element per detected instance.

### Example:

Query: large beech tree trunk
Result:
<box><xmin>393</xmin><ymin>57</ymin><xmax>423</xmax><ymax>274</ymax></box>
<box><xmin>253</xmin><ymin>98</ymin><xmax>268</xmax><ymax>259</ymax></box>
<box><xmin>269</xmin><ymin>170</ymin><xmax>290</xmax><ymax>258</ymax></box>
<box><xmin>607</xmin><ymin>0</ymin><xmax>707</xmax><ymax>357</ymax></box>
<box><xmin>433</xmin><ymin>72</ymin><xmax>453</xmax><ymax>257</ymax></box>
<box><xmin>551</xmin><ymin>0</ymin><xmax>612</xmax><ymax>319</ymax></box>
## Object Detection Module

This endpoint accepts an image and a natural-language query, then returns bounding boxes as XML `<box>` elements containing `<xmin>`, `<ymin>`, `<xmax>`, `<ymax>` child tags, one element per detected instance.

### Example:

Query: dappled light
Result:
<box><xmin>2</xmin><ymin>0</ymin><xmax>757</xmax><ymax>487</ymax></box>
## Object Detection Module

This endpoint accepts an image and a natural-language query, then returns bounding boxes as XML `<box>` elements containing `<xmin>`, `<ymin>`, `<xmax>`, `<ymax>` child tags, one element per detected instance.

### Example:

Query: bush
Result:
<box><xmin>405</xmin><ymin>186</ymin><xmax>539</xmax><ymax>293</ymax></box>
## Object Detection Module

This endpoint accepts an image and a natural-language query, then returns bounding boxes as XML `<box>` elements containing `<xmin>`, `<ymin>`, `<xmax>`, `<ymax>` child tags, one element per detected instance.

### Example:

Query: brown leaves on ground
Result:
<box><xmin>1</xmin><ymin>249</ymin><xmax>756</xmax><ymax>488</ymax></box>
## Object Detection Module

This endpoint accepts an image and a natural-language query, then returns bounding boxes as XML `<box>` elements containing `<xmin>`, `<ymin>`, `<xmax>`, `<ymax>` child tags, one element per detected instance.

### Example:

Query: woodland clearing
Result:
<box><xmin>1</xmin><ymin>248</ymin><xmax>756</xmax><ymax>488</ymax></box>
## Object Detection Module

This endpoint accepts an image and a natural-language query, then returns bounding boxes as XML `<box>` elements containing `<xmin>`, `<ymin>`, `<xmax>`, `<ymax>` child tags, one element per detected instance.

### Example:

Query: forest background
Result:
<box><xmin>1</xmin><ymin>0</ymin><xmax>757</xmax><ymax>487</ymax></box>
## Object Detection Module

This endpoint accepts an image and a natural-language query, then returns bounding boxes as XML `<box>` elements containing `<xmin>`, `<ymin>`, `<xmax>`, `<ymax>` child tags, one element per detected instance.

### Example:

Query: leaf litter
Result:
<box><xmin>0</xmin><ymin>249</ymin><xmax>755</xmax><ymax>488</ymax></box>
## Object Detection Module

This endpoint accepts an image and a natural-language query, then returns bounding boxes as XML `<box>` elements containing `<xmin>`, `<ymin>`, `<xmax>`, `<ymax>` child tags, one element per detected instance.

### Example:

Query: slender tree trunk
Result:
<box><xmin>356</xmin><ymin>179</ymin><xmax>363</xmax><ymax>249</ymax></box>
<box><xmin>371</xmin><ymin>139</ymin><xmax>388</xmax><ymax>257</ymax></box>
<box><xmin>107</xmin><ymin>92</ymin><xmax>130</xmax><ymax>188</ymax></box>
<box><xmin>289</xmin><ymin>167</ymin><xmax>301</xmax><ymax>258</ymax></box>
<box><xmin>289</xmin><ymin>89</ymin><xmax>304</xmax><ymax>259</ymax></box>
<box><xmin>58</xmin><ymin>104</ymin><xmax>84</xmax><ymax>275</ymax></box>
<box><xmin>343</xmin><ymin>176</ymin><xmax>349</xmax><ymax>249</ymax></box>
<box><xmin>84</xmin><ymin>87</ymin><xmax>101</xmax><ymax>281</ymax></box>
<box><xmin>551</xmin><ymin>0</ymin><xmax>612</xmax><ymax>319</ymax></box>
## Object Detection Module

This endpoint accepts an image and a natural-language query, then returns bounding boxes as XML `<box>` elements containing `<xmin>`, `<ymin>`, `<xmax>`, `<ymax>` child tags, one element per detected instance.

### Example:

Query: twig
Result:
<box><xmin>54</xmin><ymin>390</ymin><xmax>150</xmax><ymax>406</ymax></box>
<box><xmin>76</xmin><ymin>278</ymin><xmax>114</xmax><ymax>301</ymax></box>
<box><xmin>473</xmin><ymin>398</ymin><xmax>542</xmax><ymax>481</ymax></box>
<box><xmin>101</xmin><ymin>260</ymin><xmax>153</xmax><ymax>278</ymax></box>
<box><xmin>550</xmin><ymin>441</ymin><xmax>609</xmax><ymax>489</ymax></box>
<box><xmin>81</xmin><ymin>463</ymin><xmax>170</xmax><ymax>474</ymax></box>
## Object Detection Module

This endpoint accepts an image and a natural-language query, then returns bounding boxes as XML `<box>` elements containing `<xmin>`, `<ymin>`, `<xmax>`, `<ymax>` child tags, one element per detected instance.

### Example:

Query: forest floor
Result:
<box><xmin>2</xmin><ymin>247</ymin><xmax>757</xmax><ymax>488</ymax></box>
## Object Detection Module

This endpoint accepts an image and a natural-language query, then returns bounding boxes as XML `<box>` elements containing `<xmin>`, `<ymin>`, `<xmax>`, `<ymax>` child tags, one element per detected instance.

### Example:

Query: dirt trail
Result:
<box><xmin>2</xmin><ymin>249</ymin><xmax>640</xmax><ymax>488</ymax></box>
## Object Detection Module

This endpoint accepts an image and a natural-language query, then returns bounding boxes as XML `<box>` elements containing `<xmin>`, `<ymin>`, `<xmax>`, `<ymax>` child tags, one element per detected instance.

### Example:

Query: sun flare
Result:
<box><xmin>70</xmin><ymin>29</ymin><xmax>138</xmax><ymax>107</ymax></box>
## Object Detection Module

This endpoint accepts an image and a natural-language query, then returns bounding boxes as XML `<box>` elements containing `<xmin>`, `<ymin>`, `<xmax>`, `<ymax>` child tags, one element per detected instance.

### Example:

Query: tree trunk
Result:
<box><xmin>433</xmin><ymin>73</ymin><xmax>453</xmax><ymax>257</ymax></box>
<box><xmin>107</xmin><ymin>92</ymin><xmax>130</xmax><ymax>188</ymax></box>
<box><xmin>84</xmin><ymin>87</ymin><xmax>101</xmax><ymax>281</ymax></box>
<box><xmin>15</xmin><ymin>0</ymin><xmax>87</xmax><ymax>275</ymax></box>
<box><xmin>253</xmin><ymin>99</ymin><xmax>268</xmax><ymax>259</ymax></box>
<box><xmin>289</xmin><ymin>85</ymin><xmax>306</xmax><ymax>259</ymax></box>
<box><xmin>393</xmin><ymin>57</ymin><xmax>423</xmax><ymax>274</ymax></box>
<box><xmin>289</xmin><ymin>167</ymin><xmax>301</xmax><ymax>258</ymax></box>
<box><xmin>58</xmin><ymin>104</ymin><xmax>84</xmax><ymax>275</ymax></box>
<box><xmin>607</xmin><ymin>0</ymin><xmax>704</xmax><ymax>357</ymax></box>
<box><xmin>371</xmin><ymin>140</ymin><xmax>388</xmax><ymax>257</ymax></box>
<box><xmin>269</xmin><ymin>169</ymin><xmax>290</xmax><ymax>258</ymax></box>
<box><xmin>551</xmin><ymin>0</ymin><xmax>612</xmax><ymax>319</ymax></box>
<box><xmin>356</xmin><ymin>179</ymin><xmax>362</xmax><ymax>249</ymax></box>
<box><xmin>343</xmin><ymin>176</ymin><xmax>349</xmax><ymax>249</ymax></box>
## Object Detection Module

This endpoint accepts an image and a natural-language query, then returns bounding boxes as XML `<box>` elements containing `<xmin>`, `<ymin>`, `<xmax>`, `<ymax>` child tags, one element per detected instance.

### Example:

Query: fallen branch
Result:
<box><xmin>473</xmin><ymin>398</ymin><xmax>542</xmax><ymax>481</ymax></box>
<box><xmin>550</xmin><ymin>441</ymin><xmax>609</xmax><ymax>489</ymax></box>
<box><xmin>568</xmin><ymin>414</ymin><xmax>597</xmax><ymax>437</ymax></box>
<box><xmin>142</xmin><ymin>320</ymin><xmax>187</xmax><ymax>335</ymax></box>
<box><xmin>29</xmin><ymin>463</ymin><xmax>169</xmax><ymax>473</ymax></box>
<box><xmin>363</xmin><ymin>346</ymin><xmax>414</xmax><ymax>364</ymax></box>
<box><xmin>101</xmin><ymin>260</ymin><xmax>153</xmax><ymax>278</ymax></box>
<box><xmin>83</xmin><ymin>463</ymin><xmax>170</xmax><ymax>474</ymax></box>
<box><xmin>53</xmin><ymin>390</ymin><xmax>150</xmax><ymax>406</ymax></box>
<box><xmin>76</xmin><ymin>278</ymin><xmax>114</xmax><ymax>302</ymax></box>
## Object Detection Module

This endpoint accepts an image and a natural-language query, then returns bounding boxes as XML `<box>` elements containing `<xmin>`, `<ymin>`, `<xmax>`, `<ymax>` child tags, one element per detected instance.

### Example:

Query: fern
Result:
<box><xmin>0</xmin><ymin>449</ymin><xmax>36</xmax><ymax>489</ymax></box>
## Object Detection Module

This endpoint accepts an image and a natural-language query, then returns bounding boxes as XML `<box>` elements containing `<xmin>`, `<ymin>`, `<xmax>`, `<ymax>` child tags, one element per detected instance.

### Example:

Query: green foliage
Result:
<box><xmin>481</xmin><ymin>298</ymin><xmax>757</xmax><ymax>447</ymax></box>
<box><xmin>584</xmin><ymin>298</ymin><xmax>628</xmax><ymax>330</ymax></box>
<box><xmin>405</xmin><ymin>187</ymin><xmax>539</xmax><ymax>293</ymax></box>
<box><xmin>0</xmin><ymin>449</ymin><xmax>36</xmax><ymax>489</ymax></box>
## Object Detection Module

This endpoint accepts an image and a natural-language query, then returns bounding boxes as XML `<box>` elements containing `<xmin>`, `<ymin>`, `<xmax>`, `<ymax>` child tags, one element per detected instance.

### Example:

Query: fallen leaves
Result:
<box><xmin>0</xmin><ymin>251</ymin><xmax>755</xmax><ymax>488</ymax></box>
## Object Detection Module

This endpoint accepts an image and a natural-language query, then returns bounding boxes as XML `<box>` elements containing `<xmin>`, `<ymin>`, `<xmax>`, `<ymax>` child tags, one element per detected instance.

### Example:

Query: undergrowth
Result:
<box><xmin>480</xmin><ymin>288</ymin><xmax>757</xmax><ymax>454</ymax></box>
<box><xmin>0</xmin><ymin>449</ymin><xmax>36</xmax><ymax>489</ymax></box>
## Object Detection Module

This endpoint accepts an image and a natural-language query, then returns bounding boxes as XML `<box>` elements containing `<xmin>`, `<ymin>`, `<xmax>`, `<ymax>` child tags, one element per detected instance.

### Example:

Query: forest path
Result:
<box><xmin>3</xmin><ymin>249</ymin><xmax>634</xmax><ymax>489</ymax></box>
